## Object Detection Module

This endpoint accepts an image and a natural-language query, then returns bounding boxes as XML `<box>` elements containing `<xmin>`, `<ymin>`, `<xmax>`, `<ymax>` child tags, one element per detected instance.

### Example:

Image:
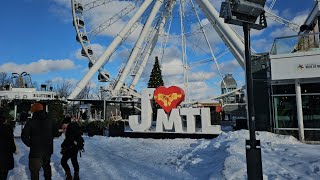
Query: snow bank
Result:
<box><xmin>8</xmin><ymin>129</ymin><xmax>320</xmax><ymax>180</ymax></box>
<box><xmin>220</xmin><ymin>130</ymin><xmax>319</xmax><ymax>180</ymax></box>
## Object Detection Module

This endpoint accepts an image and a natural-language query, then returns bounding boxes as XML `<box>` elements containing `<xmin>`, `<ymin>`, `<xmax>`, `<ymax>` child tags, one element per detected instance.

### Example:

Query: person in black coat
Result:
<box><xmin>21</xmin><ymin>103</ymin><xmax>56</xmax><ymax>180</ymax></box>
<box><xmin>0</xmin><ymin>114</ymin><xmax>17</xmax><ymax>180</ymax></box>
<box><xmin>61</xmin><ymin>117</ymin><xmax>84</xmax><ymax>180</ymax></box>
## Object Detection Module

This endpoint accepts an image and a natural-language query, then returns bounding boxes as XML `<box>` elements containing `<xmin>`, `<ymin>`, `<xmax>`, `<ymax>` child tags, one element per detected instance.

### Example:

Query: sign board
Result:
<box><xmin>271</xmin><ymin>52</ymin><xmax>320</xmax><ymax>80</ymax></box>
<box><xmin>128</xmin><ymin>87</ymin><xmax>221</xmax><ymax>134</ymax></box>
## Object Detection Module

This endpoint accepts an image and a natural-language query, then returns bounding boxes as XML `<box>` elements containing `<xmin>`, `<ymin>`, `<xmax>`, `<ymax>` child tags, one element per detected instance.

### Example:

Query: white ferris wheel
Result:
<box><xmin>69</xmin><ymin>0</ymin><xmax>300</xmax><ymax>101</ymax></box>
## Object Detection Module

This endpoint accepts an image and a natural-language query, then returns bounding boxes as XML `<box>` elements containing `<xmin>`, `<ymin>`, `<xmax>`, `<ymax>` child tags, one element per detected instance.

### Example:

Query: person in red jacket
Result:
<box><xmin>0</xmin><ymin>113</ymin><xmax>17</xmax><ymax>180</ymax></box>
<box><xmin>21</xmin><ymin>103</ymin><xmax>56</xmax><ymax>180</ymax></box>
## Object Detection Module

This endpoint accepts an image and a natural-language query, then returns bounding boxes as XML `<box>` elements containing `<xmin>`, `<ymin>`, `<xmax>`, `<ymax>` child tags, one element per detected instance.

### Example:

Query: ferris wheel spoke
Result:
<box><xmin>264</xmin><ymin>0</ymin><xmax>301</xmax><ymax>33</ymax></box>
<box><xmin>190</xmin><ymin>0</ymin><xmax>228</xmax><ymax>92</ymax></box>
<box><xmin>113</xmin><ymin>0</ymin><xmax>164</xmax><ymax>93</ymax></box>
<box><xmin>68</xmin><ymin>0</ymin><xmax>154</xmax><ymax>100</ymax></box>
<box><xmin>129</xmin><ymin>0</ymin><xmax>176</xmax><ymax>90</ymax></box>
<box><xmin>83</xmin><ymin>0</ymin><xmax>114</xmax><ymax>12</ymax></box>
<box><xmin>130</xmin><ymin>14</ymin><xmax>163</xmax><ymax>76</ymax></box>
<box><xmin>189</xmin><ymin>47</ymin><xmax>230</xmax><ymax>68</ymax></box>
<box><xmin>268</xmin><ymin>0</ymin><xmax>277</xmax><ymax>10</ymax></box>
<box><xmin>265</xmin><ymin>10</ymin><xmax>300</xmax><ymax>32</ymax></box>
<box><xmin>130</xmin><ymin>28</ymin><xmax>157</xmax><ymax>78</ymax></box>
<box><xmin>159</xmin><ymin>13</ymin><xmax>173</xmax><ymax>64</ymax></box>
<box><xmin>88</xmin><ymin>2</ymin><xmax>139</xmax><ymax>38</ymax></box>
<box><xmin>188</xmin><ymin>68</ymin><xmax>220</xmax><ymax>88</ymax></box>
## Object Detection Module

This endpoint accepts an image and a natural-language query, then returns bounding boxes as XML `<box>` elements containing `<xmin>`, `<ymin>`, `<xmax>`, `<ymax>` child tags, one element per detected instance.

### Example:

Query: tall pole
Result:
<box><xmin>244</xmin><ymin>23</ymin><xmax>256</xmax><ymax>141</ymax></box>
<box><xmin>243</xmin><ymin>23</ymin><xmax>263</xmax><ymax>180</ymax></box>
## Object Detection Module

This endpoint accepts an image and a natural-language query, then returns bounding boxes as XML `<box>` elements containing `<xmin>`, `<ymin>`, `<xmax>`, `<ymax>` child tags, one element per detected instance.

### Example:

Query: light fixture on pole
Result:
<box><xmin>220</xmin><ymin>0</ymin><xmax>267</xmax><ymax>179</ymax></box>
<box><xmin>220</xmin><ymin>0</ymin><xmax>267</xmax><ymax>29</ymax></box>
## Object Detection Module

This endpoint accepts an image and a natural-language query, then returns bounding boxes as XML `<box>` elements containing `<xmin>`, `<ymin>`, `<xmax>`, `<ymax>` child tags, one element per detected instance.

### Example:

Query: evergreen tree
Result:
<box><xmin>47</xmin><ymin>100</ymin><xmax>65</xmax><ymax>137</ymax></box>
<box><xmin>148</xmin><ymin>56</ymin><xmax>164</xmax><ymax>88</ymax></box>
<box><xmin>148</xmin><ymin>56</ymin><xmax>164</xmax><ymax>118</ymax></box>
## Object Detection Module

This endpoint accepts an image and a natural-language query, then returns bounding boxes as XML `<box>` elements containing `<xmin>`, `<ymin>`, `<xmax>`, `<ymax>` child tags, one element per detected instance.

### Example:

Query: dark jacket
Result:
<box><xmin>21</xmin><ymin>110</ymin><xmax>55</xmax><ymax>158</ymax></box>
<box><xmin>61</xmin><ymin>122</ymin><xmax>84</xmax><ymax>153</ymax></box>
<box><xmin>0</xmin><ymin>124</ymin><xmax>16</xmax><ymax>170</ymax></box>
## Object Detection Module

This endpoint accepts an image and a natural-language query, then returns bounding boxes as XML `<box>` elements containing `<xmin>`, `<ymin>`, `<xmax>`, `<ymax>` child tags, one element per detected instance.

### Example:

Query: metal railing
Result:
<box><xmin>270</xmin><ymin>32</ymin><xmax>320</xmax><ymax>55</ymax></box>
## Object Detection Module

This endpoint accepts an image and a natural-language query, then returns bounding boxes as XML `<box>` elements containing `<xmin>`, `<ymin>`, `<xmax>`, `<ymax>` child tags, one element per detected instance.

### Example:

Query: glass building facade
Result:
<box><xmin>272</xmin><ymin>83</ymin><xmax>320</xmax><ymax>141</ymax></box>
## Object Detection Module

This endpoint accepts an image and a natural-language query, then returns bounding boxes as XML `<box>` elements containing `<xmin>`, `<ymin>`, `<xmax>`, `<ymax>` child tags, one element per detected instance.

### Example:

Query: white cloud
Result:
<box><xmin>50</xmin><ymin>0</ymin><xmax>72</xmax><ymax>22</ymax></box>
<box><xmin>216</xmin><ymin>59</ymin><xmax>241</xmax><ymax>74</ymax></box>
<box><xmin>109</xmin><ymin>47</ymin><xmax>131</xmax><ymax>63</ymax></box>
<box><xmin>172</xmin><ymin>81</ymin><xmax>220</xmax><ymax>100</ymax></box>
<box><xmin>270</xmin><ymin>27</ymin><xmax>296</xmax><ymax>38</ymax></box>
<box><xmin>161</xmin><ymin>58</ymin><xmax>184</xmax><ymax>76</ymax></box>
<box><xmin>188</xmin><ymin>71</ymin><xmax>215</xmax><ymax>82</ymax></box>
<box><xmin>252</xmin><ymin>38</ymin><xmax>273</xmax><ymax>52</ymax></box>
<box><xmin>51</xmin><ymin>77</ymin><xmax>78</xmax><ymax>84</ymax></box>
<box><xmin>270</xmin><ymin>10</ymin><xmax>308</xmax><ymax>38</ymax></box>
<box><xmin>0</xmin><ymin>59</ymin><xmax>75</xmax><ymax>74</ymax></box>
<box><xmin>187</xmin><ymin>19</ymin><xmax>224</xmax><ymax>55</ymax></box>
<box><xmin>138</xmin><ymin>45</ymin><xmax>182</xmax><ymax>78</ymax></box>
<box><xmin>291</xmin><ymin>11</ymin><xmax>309</xmax><ymax>25</ymax></box>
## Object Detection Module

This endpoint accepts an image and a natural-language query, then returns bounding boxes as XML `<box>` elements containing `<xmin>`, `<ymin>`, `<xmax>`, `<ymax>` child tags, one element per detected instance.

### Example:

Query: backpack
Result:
<box><xmin>75</xmin><ymin>136</ymin><xmax>84</xmax><ymax>150</ymax></box>
<box><xmin>66</xmin><ymin>122</ymin><xmax>84</xmax><ymax>150</ymax></box>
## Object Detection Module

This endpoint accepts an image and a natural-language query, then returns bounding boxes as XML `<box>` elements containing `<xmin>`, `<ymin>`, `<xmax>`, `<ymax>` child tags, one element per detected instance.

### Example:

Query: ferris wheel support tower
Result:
<box><xmin>195</xmin><ymin>0</ymin><xmax>245</xmax><ymax>69</ymax></box>
<box><xmin>68</xmin><ymin>0</ymin><xmax>247</xmax><ymax>100</ymax></box>
<box><xmin>113</xmin><ymin>0</ymin><xmax>164</xmax><ymax>93</ymax></box>
<box><xmin>68</xmin><ymin>0</ymin><xmax>153</xmax><ymax>100</ymax></box>
<box><xmin>129</xmin><ymin>0</ymin><xmax>177</xmax><ymax>90</ymax></box>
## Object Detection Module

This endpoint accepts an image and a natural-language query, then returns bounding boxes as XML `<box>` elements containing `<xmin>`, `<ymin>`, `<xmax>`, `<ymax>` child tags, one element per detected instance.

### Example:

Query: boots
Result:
<box><xmin>65</xmin><ymin>170</ymin><xmax>72</xmax><ymax>180</ymax></box>
<box><xmin>73</xmin><ymin>172</ymin><xmax>80</xmax><ymax>180</ymax></box>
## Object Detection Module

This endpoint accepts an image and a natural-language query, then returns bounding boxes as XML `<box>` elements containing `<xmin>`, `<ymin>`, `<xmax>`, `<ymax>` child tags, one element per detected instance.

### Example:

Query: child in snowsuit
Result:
<box><xmin>60</xmin><ymin>117</ymin><xmax>84</xmax><ymax>180</ymax></box>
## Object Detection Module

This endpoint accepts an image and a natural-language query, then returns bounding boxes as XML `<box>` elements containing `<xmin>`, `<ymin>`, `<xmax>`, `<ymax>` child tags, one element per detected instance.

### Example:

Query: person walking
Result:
<box><xmin>0</xmin><ymin>114</ymin><xmax>17</xmax><ymax>180</ymax></box>
<box><xmin>21</xmin><ymin>103</ymin><xmax>56</xmax><ymax>180</ymax></box>
<box><xmin>60</xmin><ymin>117</ymin><xmax>84</xmax><ymax>180</ymax></box>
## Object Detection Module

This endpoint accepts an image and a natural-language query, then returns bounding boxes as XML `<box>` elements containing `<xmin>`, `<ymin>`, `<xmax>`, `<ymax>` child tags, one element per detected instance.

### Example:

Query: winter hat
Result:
<box><xmin>30</xmin><ymin>103</ymin><xmax>44</xmax><ymax>113</ymax></box>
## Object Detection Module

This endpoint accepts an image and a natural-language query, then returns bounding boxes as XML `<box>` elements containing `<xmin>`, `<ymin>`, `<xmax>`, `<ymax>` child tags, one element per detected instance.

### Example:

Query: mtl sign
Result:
<box><xmin>129</xmin><ymin>87</ymin><xmax>221</xmax><ymax>134</ymax></box>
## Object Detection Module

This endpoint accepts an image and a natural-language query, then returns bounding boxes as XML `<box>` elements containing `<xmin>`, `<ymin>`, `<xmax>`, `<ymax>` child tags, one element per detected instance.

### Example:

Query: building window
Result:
<box><xmin>272</xmin><ymin>84</ymin><xmax>295</xmax><ymax>94</ymax></box>
<box><xmin>301</xmin><ymin>83</ymin><xmax>320</xmax><ymax>94</ymax></box>
<box><xmin>305</xmin><ymin>130</ymin><xmax>320</xmax><ymax>141</ymax></box>
<box><xmin>302</xmin><ymin>95</ymin><xmax>320</xmax><ymax>128</ymax></box>
<box><xmin>273</xmin><ymin>96</ymin><xmax>297</xmax><ymax>129</ymax></box>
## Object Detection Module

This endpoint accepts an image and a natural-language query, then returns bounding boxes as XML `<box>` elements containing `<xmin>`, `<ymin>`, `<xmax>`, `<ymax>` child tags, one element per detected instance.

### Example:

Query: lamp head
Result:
<box><xmin>220</xmin><ymin>0</ymin><xmax>267</xmax><ymax>29</ymax></box>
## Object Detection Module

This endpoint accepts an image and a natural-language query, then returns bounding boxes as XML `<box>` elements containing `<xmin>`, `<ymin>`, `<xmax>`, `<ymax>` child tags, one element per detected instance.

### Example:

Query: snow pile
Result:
<box><xmin>8</xmin><ymin>128</ymin><xmax>320</xmax><ymax>180</ymax></box>
<box><xmin>220</xmin><ymin>130</ymin><xmax>304</xmax><ymax>179</ymax></box>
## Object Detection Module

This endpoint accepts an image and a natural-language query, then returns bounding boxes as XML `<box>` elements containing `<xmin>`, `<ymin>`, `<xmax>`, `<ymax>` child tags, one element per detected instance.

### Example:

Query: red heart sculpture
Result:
<box><xmin>154</xmin><ymin>86</ymin><xmax>185</xmax><ymax>113</ymax></box>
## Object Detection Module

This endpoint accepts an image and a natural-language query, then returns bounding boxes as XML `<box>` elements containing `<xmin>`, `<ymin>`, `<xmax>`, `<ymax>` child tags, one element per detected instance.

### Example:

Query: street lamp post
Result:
<box><xmin>220</xmin><ymin>0</ymin><xmax>267</xmax><ymax>179</ymax></box>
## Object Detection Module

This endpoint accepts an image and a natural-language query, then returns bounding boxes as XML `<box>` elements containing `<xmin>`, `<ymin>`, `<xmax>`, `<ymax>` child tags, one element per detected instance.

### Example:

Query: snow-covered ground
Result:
<box><xmin>9</xmin><ymin>127</ymin><xmax>320</xmax><ymax>180</ymax></box>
